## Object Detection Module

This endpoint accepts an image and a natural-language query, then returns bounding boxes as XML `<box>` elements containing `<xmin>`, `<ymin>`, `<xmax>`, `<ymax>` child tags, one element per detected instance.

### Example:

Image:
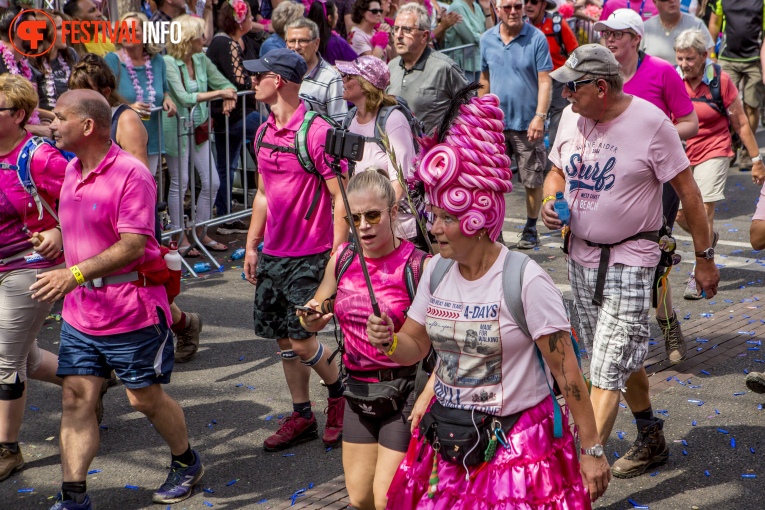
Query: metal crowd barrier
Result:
<box><xmin>439</xmin><ymin>43</ymin><xmax>478</xmax><ymax>70</ymax></box>
<box><xmin>155</xmin><ymin>90</ymin><xmax>265</xmax><ymax>277</ymax></box>
<box><xmin>568</xmin><ymin>18</ymin><xmax>599</xmax><ymax>46</ymax></box>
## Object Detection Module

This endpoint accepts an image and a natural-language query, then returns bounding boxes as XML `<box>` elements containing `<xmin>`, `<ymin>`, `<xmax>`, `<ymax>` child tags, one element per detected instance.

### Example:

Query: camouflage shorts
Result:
<box><xmin>253</xmin><ymin>250</ymin><xmax>330</xmax><ymax>340</ymax></box>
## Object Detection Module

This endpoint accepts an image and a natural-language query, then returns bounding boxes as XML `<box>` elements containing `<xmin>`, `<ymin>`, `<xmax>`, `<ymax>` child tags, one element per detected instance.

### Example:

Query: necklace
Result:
<box><xmin>659</xmin><ymin>17</ymin><xmax>679</xmax><ymax>37</ymax></box>
<box><xmin>0</xmin><ymin>42</ymin><xmax>39</xmax><ymax>124</ymax></box>
<box><xmin>122</xmin><ymin>49</ymin><xmax>156</xmax><ymax>106</ymax></box>
<box><xmin>42</xmin><ymin>55</ymin><xmax>71</xmax><ymax>108</ymax></box>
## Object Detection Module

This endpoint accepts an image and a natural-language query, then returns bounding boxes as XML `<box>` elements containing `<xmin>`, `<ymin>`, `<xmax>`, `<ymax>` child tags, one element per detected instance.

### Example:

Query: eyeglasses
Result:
<box><xmin>500</xmin><ymin>4</ymin><xmax>524</xmax><ymax>12</ymax></box>
<box><xmin>564</xmin><ymin>78</ymin><xmax>597</xmax><ymax>92</ymax></box>
<box><xmin>600</xmin><ymin>30</ymin><xmax>629</xmax><ymax>40</ymax></box>
<box><xmin>0</xmin><ymin>107</ymin><xmax>17</xmax><ymax>111</ymax></box>
<box><xmin>392</xmin><ymin>25</ymin><xmax>421</xmax><ymax>35</ymax></box>
<box><xmin>345</xmin><ymin>209</ymin><xmax>390</xmax><ymax>226</ymax></box>
<box><xmin>254</xmin><ymin>73</ymin><xmax>279</xmax><ymax>81</ymax></box>
<box><xmin>286</xmin><ymin>38</ymin><xmax>316</xmax><ymax>46</ymax></box>
<box><xmin>367</xmin><ymin>8</ymin><xmax>383</xmax><ymax>14</ymax></box>
<box><xmin>340</xmin><ymin>72</ymin><xmax>356</xmax><ymax>80</ymax></box>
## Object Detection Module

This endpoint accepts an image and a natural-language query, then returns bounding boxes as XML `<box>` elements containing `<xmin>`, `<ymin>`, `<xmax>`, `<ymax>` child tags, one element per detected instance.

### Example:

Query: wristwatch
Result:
<box><xmin>695</xmin><ymin>247</ymin><xmax>715</xmax><ymax>260</ymax></box>
<box><xmin>580</xmin><ymin>444</ymin><xmax>605</xmax><ymax>458</ymax></box>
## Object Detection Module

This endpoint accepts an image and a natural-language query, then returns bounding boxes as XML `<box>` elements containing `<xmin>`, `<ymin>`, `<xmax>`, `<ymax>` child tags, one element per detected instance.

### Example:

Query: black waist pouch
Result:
<box><xmin>344</xmin><ymin>376</ymin><xmax>415</xmax><ymax>420</ymax></box>
<box><xmin>419</xmin><ymin>402</ymin><xmax>521</xmax><ymax>466</ymax></box>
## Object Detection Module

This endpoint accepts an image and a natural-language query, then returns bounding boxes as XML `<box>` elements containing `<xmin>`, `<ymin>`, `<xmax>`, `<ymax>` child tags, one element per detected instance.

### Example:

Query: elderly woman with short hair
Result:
<box><xmin>164</xmin><ymin>14</ymin><xmax>238</xmax><ymax>257</ymax></box>
<box><xmin>674</xmin><ymin>28</ymin><xmax>765</xmax><ymax>299</ymax></box>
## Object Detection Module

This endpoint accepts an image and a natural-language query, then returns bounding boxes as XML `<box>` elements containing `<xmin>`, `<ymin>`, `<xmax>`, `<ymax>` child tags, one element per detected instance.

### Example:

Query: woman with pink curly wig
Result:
<box><xmin>366</xmin><ymin>91</ymin><xmax>610</xmax><ymax>508</ymax></box>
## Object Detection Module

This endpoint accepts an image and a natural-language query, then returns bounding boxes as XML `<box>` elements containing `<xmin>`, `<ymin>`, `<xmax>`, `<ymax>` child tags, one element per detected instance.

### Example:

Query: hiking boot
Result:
<box><xmin>0</xmin><ymin>445</ymin><xmax>24</xmax><ymax>481</ymax></box>
<box><xmin>659</xmin><ymin>313</ymin><xmax>686</xmax><ymax>364</ymax></box>
<box><xmin>152</xmin><ymin>450</ymin><xmax>205</xmax><ymax>504</ymax></box>
<box><xmin>216</xmin><ymin>220</ymin><xmax>249</xmax><ymax>235</ymax></box>
<box><xmin>517</xmin><ymin>227</ymin><xmax>538</xmax><ymax>250</ymax></box>
<box><xmin>95</xmin><ymin>377</ymin><xmax>110</xmax><ymax>425</ymax></box>
<box><xmin>263</xmin><ymin>412</ymin><xmax>318</xmax><ymax>452</ymax></box>
<box><xmin>612</xmin><ymin>419</ymin><xmax>669</xmax><ymax>479</ymax></box>
<box><xmin>745</xmin><ymin>372</ymin><xmax>765</xmax><ymax>394</ymax></box>
<box><xmin>175</xmin><ymin>313</ymin><xmax>202</xmax><ymax>363</ymax></box>
<box><xmin>323</xmin><ymin>396</ymin><xmax>345</xmax><ymax>447</ymax></box>
<box><xmin>49</xmin><ymin>493</ymin><xmax>92</xmax><ymax>510</ymax></box>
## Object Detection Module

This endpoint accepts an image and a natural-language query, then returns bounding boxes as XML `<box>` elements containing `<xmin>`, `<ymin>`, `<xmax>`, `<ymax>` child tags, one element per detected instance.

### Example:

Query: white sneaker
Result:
<box><xmin>683</xmin><ymin>275</ymin><xmax>703</xmax><ymax>300</ymax></box>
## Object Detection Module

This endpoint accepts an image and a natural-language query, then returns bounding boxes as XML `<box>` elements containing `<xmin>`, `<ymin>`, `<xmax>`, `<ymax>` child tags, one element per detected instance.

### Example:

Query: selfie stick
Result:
<box><xmin>326</xmin><ymin>136</ymin><xmax>386</xmax><ymax>344</ymax></box>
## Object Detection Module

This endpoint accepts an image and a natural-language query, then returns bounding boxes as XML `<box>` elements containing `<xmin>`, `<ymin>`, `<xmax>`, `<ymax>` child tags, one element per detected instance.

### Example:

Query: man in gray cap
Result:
<box><xmin>541</xmin><ymin>44</ymin><xmax>719</xmax><ymax>479</ymax></box>
<box><xmin>242</xmin><ymin>48</ymin><xmax>349</xmax><ymax>452</ymax></box>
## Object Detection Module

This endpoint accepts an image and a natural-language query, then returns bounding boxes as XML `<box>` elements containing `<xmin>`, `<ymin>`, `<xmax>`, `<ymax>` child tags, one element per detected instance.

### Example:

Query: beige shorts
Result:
<box><xmin>504</xmin><ymin>129</ymin><xmax>547</xmax><ymax>189</ymax></box>
<box><xmin>680</xmin><ymin>157</ymin><xmax>729</xmax><ymax>207</ymax></box>
<box><xmin>719</xmin><ymin>60</ymin><xmax>764</xmax><ymax>109</ymax></box>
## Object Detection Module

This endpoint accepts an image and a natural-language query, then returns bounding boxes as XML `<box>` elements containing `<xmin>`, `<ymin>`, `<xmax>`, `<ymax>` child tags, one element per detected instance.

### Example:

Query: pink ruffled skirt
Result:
<box><xmin>386</xmin><ymin>396</ymin><xmax>591</xmax><ymax>510</ymax></box>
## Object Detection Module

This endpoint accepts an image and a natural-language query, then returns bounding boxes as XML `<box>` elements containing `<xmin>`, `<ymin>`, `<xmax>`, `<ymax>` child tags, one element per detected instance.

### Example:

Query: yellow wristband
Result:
<box><xmin>385</xmin><ymin>333</ymin><xmax>399</xmax><ymax>356</ymax></box>
<box><xmin>69</xmin><ymin>265</ymin><xmax>85</xmax><ymax>285</ymax></box>
<box><xmin>541</xmin><ymin>195</ymin><xmax>556</xmax><ymax>206</ymax></box>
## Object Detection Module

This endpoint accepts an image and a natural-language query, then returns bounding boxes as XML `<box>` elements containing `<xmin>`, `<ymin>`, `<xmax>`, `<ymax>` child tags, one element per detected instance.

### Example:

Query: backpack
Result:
<box><xmin>253</xmin><ymin>110</ymin><xmax>339</xmax><ymax>221</ymax></box>
<box><xmin>690</xmin><ymin>63</ymin><xmax>741</xmax><ymax>149</ymax></box>
<box><xmin>340</xmin><ymin>96</ymin><xmax>425</xmax><ymax>154</ymax></box>
<box><xmin>429</xmin><ymin>250</ymin><xmax>586</xmax><ymax>439</ymax></box>
<box><xmin>544</xmin><ymin>12</ymin><xmax>570</xmax><ymax>58</ymax></box>
<box><xmin>0</xmin><ymin>136</ymin><xmax>75</xmax><ymax>223</ymax></box>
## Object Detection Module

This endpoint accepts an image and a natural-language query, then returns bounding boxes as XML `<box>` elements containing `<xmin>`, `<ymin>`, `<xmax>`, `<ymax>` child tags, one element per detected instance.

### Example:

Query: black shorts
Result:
<box><xmin>253</xmin><ymin>250</ymin><xmax>330</xmax><ymax>340</ymax></box>
<box><xmin>342</xmin><ymin>385</ymin><xmax>415</xmax><ymax>452</ymax></box>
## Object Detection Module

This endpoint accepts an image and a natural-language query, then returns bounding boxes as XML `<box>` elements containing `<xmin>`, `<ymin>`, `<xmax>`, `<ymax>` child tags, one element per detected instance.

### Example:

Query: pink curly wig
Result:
<box><xmin>414</xmin><ymin>94</ymin><xmax>513</xmax><ymax>242</ymax></box>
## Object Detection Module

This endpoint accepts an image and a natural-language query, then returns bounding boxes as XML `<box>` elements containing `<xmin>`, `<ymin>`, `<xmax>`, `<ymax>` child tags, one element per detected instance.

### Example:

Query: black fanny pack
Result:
<box><xmin>344</xmin><ymin>365</ymin><xmax>417</xmax><ymax>420</ymax></box>
<box><xmin>419</xmin><ymin>402</ymin><xmax>521</xmax><ymax>467</ymax></box>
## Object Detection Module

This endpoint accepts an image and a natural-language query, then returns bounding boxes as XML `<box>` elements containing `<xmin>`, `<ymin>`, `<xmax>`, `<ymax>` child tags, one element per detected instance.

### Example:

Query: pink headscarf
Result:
<box><xmin>414</xmin><ymin>94</ymin><xmax>513</xmax><ymax>242</ymax></box>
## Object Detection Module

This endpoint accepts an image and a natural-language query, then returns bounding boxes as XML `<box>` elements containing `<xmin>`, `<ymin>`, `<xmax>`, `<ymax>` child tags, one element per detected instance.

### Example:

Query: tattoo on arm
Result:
<box><xmin>548</xmin><ymin>330</ymin><xmax>582</xmax><ymax>402</ymax></box>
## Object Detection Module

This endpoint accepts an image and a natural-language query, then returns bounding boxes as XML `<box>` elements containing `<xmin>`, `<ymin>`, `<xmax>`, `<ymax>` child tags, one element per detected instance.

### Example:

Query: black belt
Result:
<box><xmin>564</xmin><ymin>230</ymin><xmax>660</xmax><ymax>307</ymax></box>
<box><xmin>346</xmin><ymin>364</ymin><xmax>418</xmax><ymax>382</ymax></box>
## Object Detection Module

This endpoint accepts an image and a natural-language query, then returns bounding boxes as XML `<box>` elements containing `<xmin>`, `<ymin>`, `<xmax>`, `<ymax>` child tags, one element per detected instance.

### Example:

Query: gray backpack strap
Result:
<box><xmin>429</xmin><ymin>256</ymin><xmax>455</xmax><ymax>294</ymax></box>
<box><xmin>502</xmin><ymin>250</ymin><xmax>531</xmax><ymax>338</ymax></box>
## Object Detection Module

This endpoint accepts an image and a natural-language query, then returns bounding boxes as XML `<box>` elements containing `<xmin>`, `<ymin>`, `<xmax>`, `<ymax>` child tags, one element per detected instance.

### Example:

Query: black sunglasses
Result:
<box><xmin>564</xmin><ymin>78</ymin><xmax>597</xmax><ymax>92</ymax></box>
<box><xmin>345</xmin><ymin>209</ymin><xmax>389</xmax><ymax>227</ymax></box>
<box><xmin>368</xmin><ymin>8</ymin><xmax>383</xmax><ymax>14</ymax></box>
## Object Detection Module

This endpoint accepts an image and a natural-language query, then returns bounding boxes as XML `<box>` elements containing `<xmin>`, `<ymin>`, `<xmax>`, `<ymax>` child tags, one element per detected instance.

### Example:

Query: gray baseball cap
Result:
<box><xmin>549</xmin><ymin>44</ymin><xmax>620</xmax><ymax>83</ymax></box>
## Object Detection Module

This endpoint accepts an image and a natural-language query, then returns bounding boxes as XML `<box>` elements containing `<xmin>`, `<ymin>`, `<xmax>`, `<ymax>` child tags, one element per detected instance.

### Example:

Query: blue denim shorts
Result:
<box><xmin>57</xmin><ymin>309</ymin><xmax>174</xmax><ymax>389</ymax></box>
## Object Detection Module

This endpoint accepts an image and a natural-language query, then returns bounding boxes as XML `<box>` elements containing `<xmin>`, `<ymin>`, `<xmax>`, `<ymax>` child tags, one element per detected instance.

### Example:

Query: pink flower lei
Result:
<box><xmin>122</xmin><ymin>49</ymin><xmax>156</xmax><ymax>107</ymax></box>
<box><xmin>229</xmin><ymin>0</ymin><xmax>248</xmax><ymax>25</ymax></box>
<box><xmin>0</xmin><ymin>41</ymin><xmax>40</xmax><ymax>124</ymax></box>
<box><xmin>42</xmin><ymin>55</ymin><xmax>71</xmax><ymax>108</ymax></box>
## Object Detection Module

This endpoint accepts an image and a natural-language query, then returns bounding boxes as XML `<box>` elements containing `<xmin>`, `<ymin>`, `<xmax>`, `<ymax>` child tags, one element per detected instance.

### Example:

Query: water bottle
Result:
<box><xmin>231</xmin><ymin>248</ymin><xmax>246</xmax><ymax>260</ymax></box>
<box><xmin>193</xmin><ymin>262</ymin><xmax>211</xmax><ymax>273</ymax></box>
<box><xmin>553</xmin><ymin>191</ymin><xmax>570</xmax><ymax>226</ymax></box>
<box><xmin>164</xmin><ymin>242</ymin><xmax>183</xmax><ymax>272</ymax></box>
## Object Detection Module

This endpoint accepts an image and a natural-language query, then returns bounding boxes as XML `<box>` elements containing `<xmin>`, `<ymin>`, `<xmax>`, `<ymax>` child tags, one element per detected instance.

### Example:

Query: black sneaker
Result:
<box><xmin>517</xmin><ymin>227</ymin><xmax>538</xmax><ymax>250</ymax></box>
<box><xmin>216</xmin><ymin>220</ymin><xmax>249</xmax><ymax>235</ymax></box>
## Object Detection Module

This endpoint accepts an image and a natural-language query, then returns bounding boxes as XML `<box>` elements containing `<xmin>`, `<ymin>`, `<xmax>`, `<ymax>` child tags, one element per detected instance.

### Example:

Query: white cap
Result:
<box><xmin>593</xmin><ymin>8</ymin><xmax>645</xmax><ymax>38</ymax></box>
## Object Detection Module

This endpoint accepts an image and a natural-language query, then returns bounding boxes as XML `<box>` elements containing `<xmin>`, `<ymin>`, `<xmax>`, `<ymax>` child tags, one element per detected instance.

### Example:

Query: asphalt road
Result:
<box><xmin>2</xmin><ymin>162</ymin><xmax>765</xmax><ymax>510</ymax></box>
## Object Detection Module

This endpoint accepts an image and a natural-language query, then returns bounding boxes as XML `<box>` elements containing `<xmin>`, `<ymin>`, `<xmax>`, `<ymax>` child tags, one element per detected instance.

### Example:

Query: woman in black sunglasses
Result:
<box><xmin>298</xmin><ymin>169</ymin><xmax>430</xmax><ymax>510</ymax></box>
<box><xmin>350</xmin><ymin>0</ymin><xmax>393</xmax><ymax>61</ymax></box>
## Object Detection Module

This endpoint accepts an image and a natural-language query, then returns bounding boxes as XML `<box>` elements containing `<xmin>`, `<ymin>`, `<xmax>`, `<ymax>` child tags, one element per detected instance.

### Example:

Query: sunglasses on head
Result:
<box><xmin>368</xmin><ymin>8</ymin><xmax>383</xmax><ymax>14</ymax></box>
<box><xmin>564</xmin><ymin>78</ymin><xmax>597</xmax><ymax>92</ymax></box>
<box><xmin>345</xmin><ymin>209</ymin><xmax>389</xmax><ymax>227</ymax></box>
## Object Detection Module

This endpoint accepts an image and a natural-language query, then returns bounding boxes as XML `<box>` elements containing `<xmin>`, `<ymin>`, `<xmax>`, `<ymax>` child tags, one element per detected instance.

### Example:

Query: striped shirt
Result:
<box><xmin>299</xmin><ymin>55</ymin><xmax>347</xmax><ymax>125</ymax></box>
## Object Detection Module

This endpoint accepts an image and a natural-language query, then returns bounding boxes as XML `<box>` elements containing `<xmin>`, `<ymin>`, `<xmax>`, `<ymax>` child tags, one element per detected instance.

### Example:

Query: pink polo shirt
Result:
<box><xmin>256</xmin><ymin>104</ymin><xmax>346</xmax><ymax>257</ymax></box>
<box><xmin>59</xmin><ymin>142</ymin><xmax>171</xmax><ymax>335</ymax></box>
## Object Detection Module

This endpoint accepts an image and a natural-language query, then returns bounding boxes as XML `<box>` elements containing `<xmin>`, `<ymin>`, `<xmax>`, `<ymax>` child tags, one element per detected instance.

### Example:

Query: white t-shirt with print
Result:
<box><xmin>408</xmin><ymin>247</ymin><xmax>570</xmax><ymax>416</ymax></box>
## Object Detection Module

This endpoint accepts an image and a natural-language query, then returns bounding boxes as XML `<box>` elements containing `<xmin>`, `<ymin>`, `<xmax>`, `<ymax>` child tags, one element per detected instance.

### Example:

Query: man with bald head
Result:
<box><xmin>30</xmin><ymin>90</ymin><xmax>203</xmax><ymax>510</ymax></box>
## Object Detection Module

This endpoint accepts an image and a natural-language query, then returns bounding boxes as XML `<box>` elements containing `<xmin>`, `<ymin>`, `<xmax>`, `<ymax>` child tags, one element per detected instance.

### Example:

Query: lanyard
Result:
<box><xmin>626</xmin><ymin>0</ymin><xmax>647</xmax><ymax>16</ymax></box>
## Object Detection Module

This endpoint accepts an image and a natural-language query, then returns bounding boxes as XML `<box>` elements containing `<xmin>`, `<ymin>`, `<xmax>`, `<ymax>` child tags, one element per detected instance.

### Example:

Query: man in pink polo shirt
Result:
<box><xmin>30</xmin><ymin>90</ymin><xmax>202</xmax><ymax>510</ymax></box>
<box><xmin>594</xmin><ymin>8</ymin><xmax>699</xmax><ymax>365</ymax></box>
<box><xmin>242</xmin><ymin>49</ymin><xmax>349</xmax><ymax>452</ymax></box>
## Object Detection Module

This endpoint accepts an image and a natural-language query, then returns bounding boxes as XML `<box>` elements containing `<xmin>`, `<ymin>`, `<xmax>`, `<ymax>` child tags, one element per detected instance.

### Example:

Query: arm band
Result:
<box><xmin>69</xmin><ymin>265</ymin><xmax>85</xmax><ymax>285</ymax></box>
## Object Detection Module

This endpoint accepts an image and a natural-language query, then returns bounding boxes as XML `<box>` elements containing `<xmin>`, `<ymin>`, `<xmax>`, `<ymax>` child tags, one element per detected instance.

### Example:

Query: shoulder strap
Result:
<box><xmin>13</xmin><ymin>137</ymin><xmax>61</xmax><ymax>222</ymax></box>
<box><xmin>429</xmin><ymin>256</ymin><xmax>455</xmax><ymax>294</ymax></box>
<box><xmin>341</xmin><ymin>106</ymin><xmax>357</xmax><ymax>131</ymax></box>
<box><xmin>111</xmin><ymin>104</ymin><xmax>131</xmax><ymax>143</ymax></box>
<box><xmin>501</xmin><ymin>250</ymin><xmax>563</xmax><ymax>438</ymax></box>
<box><xmin>550</xmin><ymin>13</ymin><xmax>568</xmax><ymax>58</ymax></box>
<box><xmin>334</xmin><ymin>242</ymin><xmax>357</xmax><ymax>282</ymax></box>
<box><xmin>296</xmin><ymin>111</ymin><xmax>322</xmax><ymax>176</ymax></box>
<box><xmin>403</xmin><ymin>247</ymin><xmax>429</xmax><ymax>302</ymax></box>
<box><xmin>709</xmin><ymin>64</ymin><xmax>726</xmax><ymax>117</ymax></box>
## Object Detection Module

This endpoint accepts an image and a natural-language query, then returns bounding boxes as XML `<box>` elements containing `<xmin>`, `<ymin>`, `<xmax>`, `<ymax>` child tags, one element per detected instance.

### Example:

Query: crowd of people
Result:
<box><xmin>1</xmin><ymin>0</ymin><xmax>765</xmax><ymax>509</ymax></box>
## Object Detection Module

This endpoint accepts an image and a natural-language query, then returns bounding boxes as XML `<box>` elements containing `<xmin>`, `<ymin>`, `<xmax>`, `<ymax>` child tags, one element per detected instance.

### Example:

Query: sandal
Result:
<box><xmin>179</xmin><ymin>245</ymin><xmax>201</xmax><ymax>258</ymax></box>
<box><xmin>203</xmin><ymin>240</ymin><xmax>228</xmax><ymax>252</ymax></box>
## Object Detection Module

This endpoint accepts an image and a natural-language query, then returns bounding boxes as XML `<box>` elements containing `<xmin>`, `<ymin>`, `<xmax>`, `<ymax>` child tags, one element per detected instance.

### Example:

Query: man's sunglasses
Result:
<box><xmin>345</xmin><ymin>209</ymin><xmax>389</xmax><ymax>227</ymax></box>
<box><xmin>564</xmin><ymin>78</ymin><xmax>597</xmax><ymax>92</ymax></box>
<box><xmin>501</xmin><ymin>4</ymin><xmax>524</xmax><ymax>12</ymax></box>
